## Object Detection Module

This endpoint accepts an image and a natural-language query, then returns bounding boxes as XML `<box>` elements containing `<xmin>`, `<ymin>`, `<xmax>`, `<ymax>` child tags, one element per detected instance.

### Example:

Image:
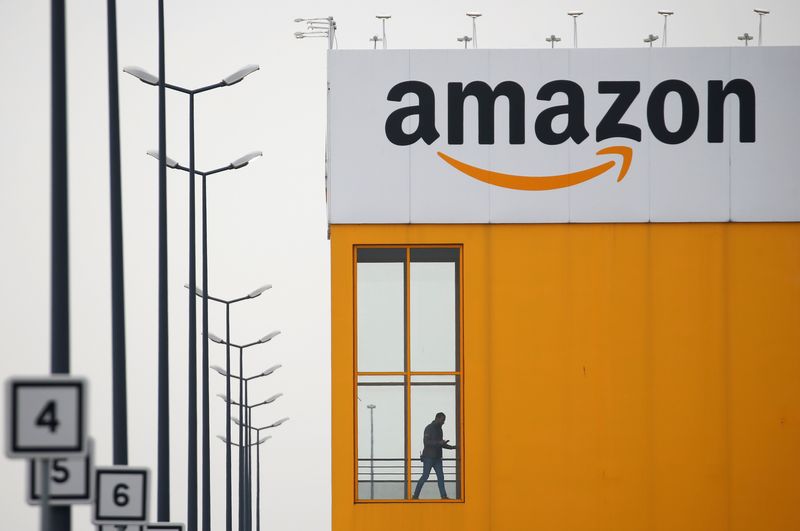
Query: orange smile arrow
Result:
<box><xmin>437</xmin><ymin>145</ymin><xmax>633</xmax><ymax>191</ymax></box>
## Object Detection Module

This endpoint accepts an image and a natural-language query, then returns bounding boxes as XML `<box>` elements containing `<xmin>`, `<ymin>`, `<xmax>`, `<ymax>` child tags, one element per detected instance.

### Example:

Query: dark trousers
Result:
<box><xmin>413</xmin><ymin>457</ymin><xmax>447</xmax><ymax>498</ymax></box>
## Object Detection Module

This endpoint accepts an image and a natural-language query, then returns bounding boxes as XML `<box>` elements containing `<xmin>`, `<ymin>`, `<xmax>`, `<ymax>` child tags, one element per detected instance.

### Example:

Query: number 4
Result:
<box><xmin>36</xmin><ymin>401</ymin><xmax>59</xmax><ymax>433</ymax></box>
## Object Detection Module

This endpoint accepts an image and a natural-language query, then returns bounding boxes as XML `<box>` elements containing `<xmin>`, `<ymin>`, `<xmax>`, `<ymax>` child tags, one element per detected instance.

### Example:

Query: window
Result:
<box><xmin>355</xmin><ymin>246</ymin><xmax>462</xmax><ymax>501</ymax></box>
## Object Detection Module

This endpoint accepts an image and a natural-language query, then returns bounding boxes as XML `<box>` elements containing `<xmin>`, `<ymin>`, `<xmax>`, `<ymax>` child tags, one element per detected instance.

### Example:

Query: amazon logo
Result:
<box><xmin>385</xmin><ymin>79</ymin><xmax>755</xmax><ymax>190</ymax></box>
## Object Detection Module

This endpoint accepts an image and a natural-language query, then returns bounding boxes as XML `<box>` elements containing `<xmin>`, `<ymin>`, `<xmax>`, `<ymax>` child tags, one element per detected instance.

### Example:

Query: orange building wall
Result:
<box><xmin>330</xmin><ymin>223</ymin><xmax>800</xmax><ymax>531</ymax></box>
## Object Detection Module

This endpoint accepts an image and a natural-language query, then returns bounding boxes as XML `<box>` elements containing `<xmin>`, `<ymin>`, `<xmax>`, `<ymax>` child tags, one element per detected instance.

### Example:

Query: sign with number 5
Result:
<box><xmin>93</xmin><ymin>467</ymin><xmax>150</xmax><ymax>525</ymax></box>
<box><xmin>5</xmin><ymin>376</ymin><xmax>88</xmax><ymax>458</ymax></box>
<box><xmin>27</xmin><ymin>438</ymin><xmax>94</xmax><ymax>505</ymax></box>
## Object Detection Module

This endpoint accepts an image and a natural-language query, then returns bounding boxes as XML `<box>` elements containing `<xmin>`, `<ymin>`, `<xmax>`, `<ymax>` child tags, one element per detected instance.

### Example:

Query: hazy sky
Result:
<box><xmin>1</xmin><ymin>1</ymin><xmax>799</xmax><ymax>530</ymax></box>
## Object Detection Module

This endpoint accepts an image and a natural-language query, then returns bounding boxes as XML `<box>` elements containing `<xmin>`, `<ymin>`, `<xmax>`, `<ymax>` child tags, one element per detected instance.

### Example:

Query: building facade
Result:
<box><xmin>328</xmin><ymin>48</ymin><xmax>800</xmax><ymax>530</ymax></box>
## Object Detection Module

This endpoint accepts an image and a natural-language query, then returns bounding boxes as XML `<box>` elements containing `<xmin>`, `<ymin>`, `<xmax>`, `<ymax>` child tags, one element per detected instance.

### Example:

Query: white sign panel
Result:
<box><xmin>28</xmin><ymin>439</ymin><xmax>94</xmax><ymax>505</ymax></box>
<box><xmin>93</xmin><ymin>467</ymin><xmax>150</xmax><ymax>525</ymax></box>
<box><xmin>5</xmin><ymin>377</ymin><xmax>88</xmax><ymax>458</ymax></box>
<box><xmin>327</xmin><ymin>47</ymin><xmax>800</xmax><ymax>223</ymax></box>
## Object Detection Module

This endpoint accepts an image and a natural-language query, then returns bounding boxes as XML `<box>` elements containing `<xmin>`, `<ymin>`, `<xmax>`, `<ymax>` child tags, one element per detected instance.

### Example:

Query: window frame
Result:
<box><xmin>353</xmin><ymin>244</ymin><xmax>465</xmax><ymax>503</ymax></box>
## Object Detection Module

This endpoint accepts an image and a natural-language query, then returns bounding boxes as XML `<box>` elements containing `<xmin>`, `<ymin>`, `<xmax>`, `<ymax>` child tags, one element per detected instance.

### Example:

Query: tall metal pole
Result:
<box><xmin>187</xmin><ymin>93</ymin><xmax>198</xmax><ymax>531</ymax></box>
<box><xmin>472</xmin><ymin>17</ymin><xmax>477</xmax><ymax>48</ymax></box>
<box><xmin>246</xmin><ymin>382</ymin><xmax>252</xmax><ymax>531</ymax></box>
<box><xmin>381</xmin><ymin>18</ymin><xmax>387</xmax><ymax>49</ymax></box>
<box><xmin>256</xmin><ymin>443</ymin><xmax>261</xmax><ymax>531</ymax></box>
<box><xmin>50</xmin><ymin>2</ymin><xmax>71</xmax><ymax>530</ymax></box>
<box><xmin>573</xmin><ymin>16</ymin><xmax>578</xmax><ymax>48</ymax></box>
<box><xmin>225</xmin><ymin>305</ymin><xmax>233</xmax><ymax>531</ymax></box>
<box><xmin>201</xmin><ymin>174</ymin><xmax>211</xmax><ymax>531</ymax></box>
<box><xmin>157</xmin><ymin>0</ymin><xmax>171</xmax><ymax>521</ymax></box>
<box><xmin>107</xmin><ymin>0</ymin><xmax>128</xmax><ymax>468</ymax></box>
<box><xmin>367</xmin><ymin>404</ymin><xmax>375</xmax><ymax>499</ymax></box>
<box><xmin>238</xmin><ymin>347</ymin><xmax>245</xmax><ymax>531</ymax></box>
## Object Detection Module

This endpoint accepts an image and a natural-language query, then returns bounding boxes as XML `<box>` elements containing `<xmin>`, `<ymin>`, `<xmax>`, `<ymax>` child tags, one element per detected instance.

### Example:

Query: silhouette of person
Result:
<box><xmin>412</xmin><ymin>412</ymin><xmax>456</xmax><ymax>499</ymax></box>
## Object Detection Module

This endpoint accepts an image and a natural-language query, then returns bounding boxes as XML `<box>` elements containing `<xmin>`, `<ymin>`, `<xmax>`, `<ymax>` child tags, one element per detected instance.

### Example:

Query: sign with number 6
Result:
<box><xmin>5</xmin><ymin>376</ymin><xmax>88</xmax><ymax>458</ymax></box>
<box><xmin>93</xmin><ymin>467</ymin><xmax>150</xmax><ymax>525</ymax></box>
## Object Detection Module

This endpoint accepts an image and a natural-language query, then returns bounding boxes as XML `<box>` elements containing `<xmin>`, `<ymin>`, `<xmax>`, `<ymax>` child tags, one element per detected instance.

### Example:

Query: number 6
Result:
<box><xmin>113</xmin><ymin>483</ymin><xmax>129</xmax><ymax>506</ymax></box>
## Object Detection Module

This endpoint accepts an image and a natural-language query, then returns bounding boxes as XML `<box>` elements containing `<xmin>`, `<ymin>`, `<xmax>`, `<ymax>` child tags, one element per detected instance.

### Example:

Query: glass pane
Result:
<box><xmin>357</xmin><ymin>249</ymin><xmax>406</xmax><ymax>372</ymax></box>
<box><xmin>409</xmin><ymin>377</ymin><xmax>460</xmax><ymax>500</ymax></box>
<box><xmin>357</xmin><ymin>379</ymin><xmax>406</xmax><ymax>500</ymax></box>
<box><xmin>410</xmin><ymin>249</ymin><xmax>458</xmax><ymax>372</ymax></box>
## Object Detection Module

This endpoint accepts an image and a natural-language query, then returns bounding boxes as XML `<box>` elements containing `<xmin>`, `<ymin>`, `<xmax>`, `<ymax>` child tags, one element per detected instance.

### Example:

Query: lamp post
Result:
<box><xmin>210</xmin><ymin>331</ymin><xmax>281</xmax><ymax>531</ymax></box>
<box><xmin>294</xmin><ymin>17</ymin><xmax>337</xmax><ymax>49</ymax></box>
<box><xmin>567</xmin><ymin>11</ymin><xmax>583</xmax><ymax>48</ymax></box>
<box><xmin>366</xmin><ymin>404</ymin><xmax>376</xmax><ymax>499</ymax></box>
<box><xmin>738</xmin><ymin>32</ymin><xmax>754</xmax><ymax>46</ymax></box>
<box><xmin>50</xmin><ymin>2</ymin><xmax>70</xmax><ymax>530</ymax></box>
<box><xmin>123</xmin><ymin>65</ymin><xmax>259</xmax><ymax>531</ymax></box>
<box><xmin>657</xmin><ymin>11</ymin><xmax>674</xmax><ymax>47</ymax></box>
<box><xmin>376</xmin><ymin>15</ymin><xmax>391</xmax><ymax>49</ymax></box>
<box><xmin>644</xmin><ymin>34</ymin><xmax>660</xmax><ymax>47</ymax></box>
<box><xmin>466</xmin><ymin>12</ymin><xmax>482</xmax><ymax>48</ymax></box>
<box><xmin>140</xmin><ymin>146</ymin><xmax>260</xmax><ymax>531</ymax></box>
<box><xmin>369</xmin><ymin>35</ymin><xmax>382</xmax><ymax>49</ymax></box>
<box><xmin>216</xmin><ymin>366</ymin><xmax>284</xmax><ymax>531</ymax></box>
<box><xmin>754</xmin><ymin>9</ymin><xmax>770</xmax><ymax>46</ymax></box>
<box><xmin>545</xmin><ymin>34</ymin><xmax>561</xmax><ymax>48</ymax></box>
<box><xmin>233</xmin><ymin>416</ymin><xmax>290</xmax><ymax>531</ymax></box>
<box><xmin>456</xmin><ymin>35</ymin><xmax>473</xmax><ymax>49</ymax></box>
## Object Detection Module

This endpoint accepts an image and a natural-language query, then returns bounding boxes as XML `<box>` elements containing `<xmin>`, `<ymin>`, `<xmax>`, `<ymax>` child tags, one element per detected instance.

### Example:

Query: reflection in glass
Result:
<box><xmin>410</xmin><ymin>249</ymin><xmax>458</xmax><ymax>372</ymax></box>
<box><xmin>357</xmin><ymin>378</ymin><xmax>406</xmax><ymax>500</ymax></box>
<box><xmin>410</xmin><ymin>377</ymin><xmax>459</xmax><ymax>499</ymax></box>
<box><xmin>357</xmin><ymin>257</ymin><xmax>405</xmax><ymax>372</ymax></box>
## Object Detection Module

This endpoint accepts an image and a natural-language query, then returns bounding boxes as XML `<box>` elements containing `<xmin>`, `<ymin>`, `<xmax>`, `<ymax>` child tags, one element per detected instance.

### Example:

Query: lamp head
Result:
<box><xmin>376</xmin><ymin>14</ymin><xmax>391</xmax><ymax>20</ymax></box>
<box><xmin>754</xmin><ymin>8</ymin><xmax>770</xmax><ymax>15</ymax></box>
<box><xmin>208</xmin><ymin>333</ymin><xmax>226</xmax><ymax>345</ymax></box>
<box><xmin>183</xmin><ymin>283</ymin><xmax>203</xmax><ymax>297</ymax></box>
<box><xmin>260</xmin><ymin>330</ymin><xmax>281</xmax><ymax>343</ymax></box>
<box><xmin>222</xmin><ymin>64</ymin><xmax>260</xmax><ymax>86</ymax></box>
<box><xmin>231</xmin><ymin>151</ymin><xmax>263</xmax><ymax>169</ymax></box>
<box><xmin>258</xmin><ymin>436</ymin><xmax>272</xmax><ymax>445</ymax></box>
<box><xmin>216</xmin><ymin>435</ymin><xmax>228</xmax><ymax>443</ymax></box>
<box><xmin>466</xmin><ymin>12</ymin><xmax>482</xmax><ymax>18</ymax></box>
<box><xmin>248</xmin><ymin>284</ymin><xmax>272</xmax><ymax>298</ymax></box>
<box><xmin>567</xmin><ymin>11</ymin><xmax>584</xmax><ymax>17</ymax></box>
<box><xmin>264</xmin><ymin>392</ymin><xmax>283</xmax><ymax>404</ymax></box>
<box><xmin>123</xmin><ymin>66</ymin><xmax>159</xmax><ymax>86</ymax></box>
<box><xmin>271</xmin><ymin>417</ymin><xmax>290</xmax><ymax>427</ymax></box>
<box><xmin>147</xmin><ymin>150</ymin><xmax>179</xmax><ymax>169</ymax></box>
<box><xmin>262</xmin><ymin>364</ymin><xmax>282</xmax><ymax>377</ymax></box>
<box><xmin>658</xmin><ymin>10</ymin><xmax>674</xmax><ymax>16</ymax></box>
<box><xmin>210</xmin><ymin>365</ymin><xmax>227</xmax><ymax>376</ymax></box>
<box><xmin>216</xmin><ymin>393</ymin><xmax>229</xmax><ymax>403</ymax></box>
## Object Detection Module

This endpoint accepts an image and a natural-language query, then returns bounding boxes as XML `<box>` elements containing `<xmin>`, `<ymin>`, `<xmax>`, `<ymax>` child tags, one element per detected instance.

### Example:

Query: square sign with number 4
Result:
<box><xmin>93</xmin><ymin>467</ymin><xmax>150</xmax><ymax>525</ymax></box>
<box><xmin>5</xmin><ymin>376</ymin><xmax>88</xmax><ymax>458</ymax></box>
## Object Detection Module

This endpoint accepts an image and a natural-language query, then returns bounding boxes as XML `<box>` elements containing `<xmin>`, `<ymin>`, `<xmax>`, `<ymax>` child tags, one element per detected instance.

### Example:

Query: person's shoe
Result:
<box><xmin>441</xmin><ymin>495</ymin><xmax>450</xmax><ymax>500</ymax></box>
<box><xmin>412</xmin><ymin>495</ymin><xmax>419</xmax><ymax>500</ymax></box>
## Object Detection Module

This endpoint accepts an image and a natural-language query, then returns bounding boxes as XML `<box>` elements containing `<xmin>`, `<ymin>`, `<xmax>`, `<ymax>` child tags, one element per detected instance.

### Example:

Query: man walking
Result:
<box><xmin>412</xmin><ymin>412</ymin><xmax>456</xmax><ymax>499</ymax></box>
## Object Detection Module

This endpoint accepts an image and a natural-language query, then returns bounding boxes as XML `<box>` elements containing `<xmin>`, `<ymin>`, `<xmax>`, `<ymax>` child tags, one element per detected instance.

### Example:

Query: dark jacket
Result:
<box><xmin>421</xmin><ymin>420</ymin><xmax>456</xmax><ymax>459</ymax></box>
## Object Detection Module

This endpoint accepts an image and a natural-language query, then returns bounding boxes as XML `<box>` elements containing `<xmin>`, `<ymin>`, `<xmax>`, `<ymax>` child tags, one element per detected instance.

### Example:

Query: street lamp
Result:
<box><xmin>366</xmin><ymin>404</ymin><xmax>376</xmax><ymax>499</ymax></box>
<box><xmin>185</xmin><ymin>284</ymin><xmax>271</xmax><ymax>531</ymax></box>
<box><xmin>738</xmin><ymin>32</ymin><xmax>754</xmax><ymax>46</ymax></box>
<box><xmin>545</xmin><ymin>34</ymin><xmax>561</xmax><ymax>48</ymax></box>
<box><xmin>658</xmin><ymin>10</ymin><xmax>674</xmax><ymax>47</ymax></box>
<box><xmin>210</xmin><ymin>332</ymin><xmax>281</xmax><ymax>531</ymax></box>
<box><xmin>369</xmin><ymin>35</ymin><xmax>382</xmax><ymax>49</ymax></box>
<box><xmin>219</xmin><ymin>366</ymin><xmax>282</xmax><ymax>531</ymax></box>
<box><xmin>294</xmin><ymin>16</ymin><xmax>337</xmax><ymax>49</ymax></box>
<box><xmin>128</xmin><ymin>63</ymin><xmax>258</xmax><ymax>531</ymax></box>
<box><xmin>233</xmin><ymin>416</ymin><xmax>289</xmax><ymax>531</ymax></box>
<box><xmin>376</xmin><ymin>15</ymin><xmax>391</xmax><ymax>49</ymax></box>
<box><xmin>466</xmin><ymin>12</ymin><xmax>482</xmax><ymax>48</ymax></box>
<box><xmin>644</xmin><ymin>34</ymin><xmax>660</xmax><ymax>47</ymax></box>
<box><xmin>754</xmin><ymin>9</ymin><xmax>770</xmax><ymax>46</ymax></box>
<box><xmin>456</xmin><ymin>35</ymin><xmax>473</xmax><ymax>49</ymax></box>
<box><xmin>567</xmin><ymin>11</ymin><xmax>583</xmax><ymax>48</ymax></box>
